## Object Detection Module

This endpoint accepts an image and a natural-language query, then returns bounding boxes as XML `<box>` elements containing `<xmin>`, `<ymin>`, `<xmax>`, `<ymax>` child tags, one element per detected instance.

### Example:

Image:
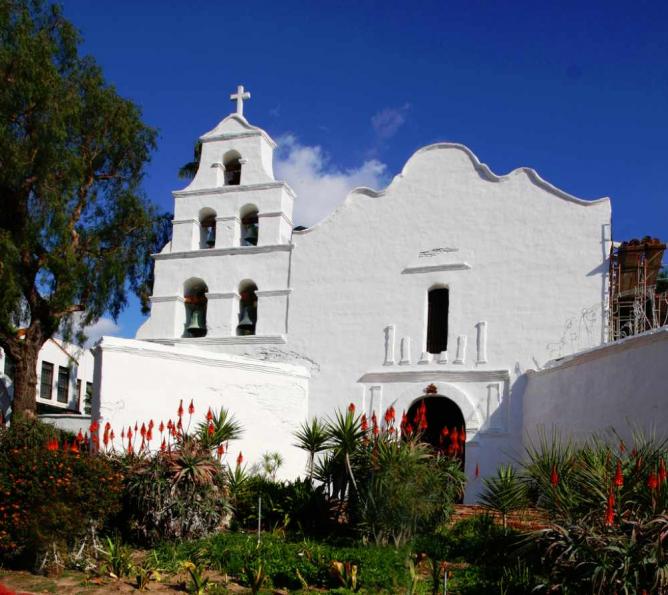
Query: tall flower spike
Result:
<box><xmin>208</xmin><ymin>421</ymin><xmax>215</xmax><ymax>436</ymax></box>
<box><xmin>647</xmin><ymin>472</ymin><xmax>659</xmax><ymax>491</ymax></box>
<box><xmin>237</xmin><ymin>452</ymin><xmax>244</xmax><ymax>466</ymax></box>
<box><xmin>474</xmin><ymin>462</ymin><xmax>480</xmax><ymax>478</ymax></box>
<box><xmin>177</xmin><ymin>399</ymin><xmax>184</xmax><ymax>418</ymax></box>
<box><xmin>188</xmin><ymin>399</ymin><xmax>195</xmax><ymax>415</ymax></box>
<box><xmin>550</xmin><ymin>465</ymin><xmax>559</xmax><ymax>488</ymax></box>
<box><xmin>360</xmin><ymin>414</ymin><xmax>368</xmax><ymax>432</ymax></box>
<box><xmin>206</xmin><ymin>407</ymin><xmax>213</xmax><ymax>422</ymax></box>
<box><xmin>148</xmin><ymin>419</ymin><xmax>154</xmax><ymax>429</ymax></box>
<box><xmin>614</xmin><ymin>460</ymin><xmax>624</xmax><ymax>488</ymax></box>
<box><xmin>76</xmin><ymin>429</ymin><xmax>84</xmax><ymax>443</ymax></box>
<box><xmin>160</xmin><ymin>438</ymin><xmax>166</xmax><ymax>452</ymax></box>
<box><xmin>140</xmin><ymin>423</ymin><xmax>146</xmax><ymax>439</ymax></box>
<box><xmin>159</xmin><ymin>421</ymin><xmax>165</xmax><ymax>433</ymax></box>
<box><xmin>348</xmin><ymin>402</ymin><xmax>355</xmax><ymax>414</ymax></box>
<box><xmin>217</xmin><ymin>444</ymin><xmax>224</xmax><ymax>459</ymax></box>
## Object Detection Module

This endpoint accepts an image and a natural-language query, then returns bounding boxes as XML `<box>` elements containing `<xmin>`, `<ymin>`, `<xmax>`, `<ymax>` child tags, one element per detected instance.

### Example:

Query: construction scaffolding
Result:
<box><xmin>608</xmin><ymin>237</ymin><xmax>668</xmax><ymax>341</ymax></box>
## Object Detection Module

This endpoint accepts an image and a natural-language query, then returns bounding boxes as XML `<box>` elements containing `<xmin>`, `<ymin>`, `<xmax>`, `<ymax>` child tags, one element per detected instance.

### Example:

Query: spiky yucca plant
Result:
<box><xmin>479</xmin><ymin>464</ymin><xmax>529</xmax><ymax>530</ymax></box>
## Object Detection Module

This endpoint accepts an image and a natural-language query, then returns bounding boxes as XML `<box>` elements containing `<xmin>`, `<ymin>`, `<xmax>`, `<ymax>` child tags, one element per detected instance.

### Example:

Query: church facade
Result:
<box><xmin>94</xmin><ymin>87</ymin><xmax>629</xmax><ymax>499</ymax></box>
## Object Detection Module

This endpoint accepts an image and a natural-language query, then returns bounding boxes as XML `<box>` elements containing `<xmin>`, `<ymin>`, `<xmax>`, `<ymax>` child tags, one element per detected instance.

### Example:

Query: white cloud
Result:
<box><xmin>82</xmin><ymin>317</ymin><xmax>121</xmax><ymax>347</ymax></box>
<box><xmin>274</xmin><ymin>134</ymin><xmax>388</xmax><ymax>227</ymax></box>
<box><xmin>371</xmin><ymin>103</ymin><xmax>410</xmax><ymax>139</ymax></box>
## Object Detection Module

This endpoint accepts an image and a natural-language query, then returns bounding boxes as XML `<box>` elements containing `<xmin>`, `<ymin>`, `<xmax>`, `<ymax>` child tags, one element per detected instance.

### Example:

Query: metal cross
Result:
<box><xmin>230</xmin><ymin>84</ymin><xmax>251</xmax><ymax>116</ymax></box>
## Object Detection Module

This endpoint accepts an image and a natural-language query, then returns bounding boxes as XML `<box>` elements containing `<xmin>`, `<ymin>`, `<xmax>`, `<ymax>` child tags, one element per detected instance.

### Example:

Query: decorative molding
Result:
<box><xmin>199</xmin><ymin>113</ymin><xmax>278</xmax><ymax>148</ymax></box>
<box><xmin>153</xmin><ymin>243</ymin><xmax>293</xmax><ymax>260</ymax></box>
<box><xmin>216</xmin><ymin>216</ymin><xmax>240</xmax><ymax>222</ymax></box>
<box><xmin>205</xmin><ymin>292</ymin><xmax>239</xmax><ymax>300</ymax></box>
<box><xmin>418</xmin><ymin>351</ymin><xmax>431</xmax><ymax>365</ymax></box>
<box><xmin>148</xmin><ymin>335</ymin><xmax>287</xmax><ymax>346</ymax></box>
<box><xmin>173</xmin><ymin>181</ymin><xmax>296</xmax><ymax>200</ymax></box>
<box><xmin>258</xmin><ymin>211</ymin><xmax>294</xmax><ymax>227</ymax></box>
<box><xmin>454</xmin><ymin>335</ymin><xmax>467</xmax><ymax>364</ymax></box>
<box><xmin>402</xmin><ymin>262</ymin><xmax>471</xmax><ymax>275</ymax></box>
<box><xmin>150</xmin><ymin>295</ymin><xmax>185</xmax><ymax>304</ymax></box>
<box><xmin>486</xmin><ymin>383</ymin><xmax>504</xmax><ymax>432</ymax></box>
<box><xmin>476</xmin><ymin>321</ymin><xmax>488</xmax><ymax>364</ymax></box>
<box><xmin>358</xmin><ymin>368</ymin><xmax>510</xmax><ymax>384</ymax></box>
<box><xmin>172</xmin><ymin>218</ymin><xmax>199</xmax><ymax>225</ymax></box>
<box><xmin>399</xmin><ymin>337</ymin><xmax>411</xmax><ymax>365</ymax></box>
<box><xmin>383</xmin><ymin>325</ymin><xmax>395</xmax><ymax>366</ymax></box>
<box><xmin>438</xmin><ymin>350</ymin><xmax>448</xmax><ymax>364</ymax></box>
<box><xmin>255</xmin><ymin>289</ymin><xmax>292</xmax><ymax>297</ymax></box>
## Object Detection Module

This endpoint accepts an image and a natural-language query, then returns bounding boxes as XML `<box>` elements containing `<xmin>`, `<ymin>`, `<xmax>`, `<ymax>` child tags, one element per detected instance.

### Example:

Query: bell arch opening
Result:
<box><xmin>406</xmin><ymin>395</ymin><xmax>466</xmax><ymax>466</ymax></box>
<box><xmin>223</xmin><ymin>150</ymin><xmax>242</xmax><ymax>185</ymax></box>
<box><xmin>198</xmin><ymin>207</ymin><xmax>217</xmax><ymax>249</ymax></box>
<box><xmin>240</xmin><ymin>204</ymin><xmax>259</xmax><ymax>246</ymax></box>
<box><xmin>183</xmin><ymin>278</ymin><xmax>208</xmax><ymax>338</ymax></box>
<box><xmin>236</xmin><ymin>280</ymin><xmax>258</xmax><ymax>336</ymax></box>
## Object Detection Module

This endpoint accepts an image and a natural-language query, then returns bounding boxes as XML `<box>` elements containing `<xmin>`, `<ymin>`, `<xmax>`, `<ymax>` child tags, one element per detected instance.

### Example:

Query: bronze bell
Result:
<box><xmin>242</xmin><ymin>223</ymin><xmax>258</xmax><ymax>246</ymax></box>
<box><xmin>205</xmin><ymin>226</ymin><xmax>216</xmax><ymax>248</ymax></box>
<box><xmin>186</xmin><ymin>306</ymin><xmax>206</xmax><ymax>336</ymax></box>
<box><xmin>236</xmin><ymin>305</ymin><xmax>255</xmax><ymax>335</ymax></box>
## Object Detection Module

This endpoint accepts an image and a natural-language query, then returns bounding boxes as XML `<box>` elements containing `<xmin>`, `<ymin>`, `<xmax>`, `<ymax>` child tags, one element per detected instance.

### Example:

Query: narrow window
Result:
<box><xmin>40</xmin><ymin>362</ymin><xmax>54</xmax><ymax>400</ymax></box>
<box><xmin>223</xmin><ymin>151</ymin><xmax>242</xmax><ymax>185</ymax></box>
<box><xmin>184</xmin><ymin>278</ymin><xmax>208</xmax><ymax>337</ymax></box>
<box><xmin>57</xmin><ymin>366</ymin><xmax>69</xmax><ymax>403</ymax></box>
<box><xmin>240</xmin><ymin>204</ymin><xmax>259</xmax><ymax>246</ymax></box>
<box><xmin>76</xmin><ymin>379</ymin><xmax>82</xmax><ymax>411</ymax></box>
<box><xmin>84</xmin><ymin>382</ymin><xmax>93</xmax><ymax>415</ymax></box>
<box><xmin>237</xmin><ymin>281</ymin><xmax>258</xmax><ymax>336</ymax></box>
<box><xmin>427</xmin><ymin>288</ymin><xmax>449</xmax><ymax>354</ymax></box>
<box><xmin>199</xmin><ymin>210</ymin><xmax>217</xmax><ymax>249</ymax></box>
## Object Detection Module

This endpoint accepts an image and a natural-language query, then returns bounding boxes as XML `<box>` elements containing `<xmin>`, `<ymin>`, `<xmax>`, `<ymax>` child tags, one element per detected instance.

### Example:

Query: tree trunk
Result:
<box><xmin>3</xmin><ymin>330</ymin><xmax>45</xmax><ymax>418</ymax></box>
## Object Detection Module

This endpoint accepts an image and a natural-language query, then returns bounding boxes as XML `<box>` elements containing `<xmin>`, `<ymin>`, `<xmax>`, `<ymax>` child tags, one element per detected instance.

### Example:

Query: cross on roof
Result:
<box><xmin>230</xmin><ymin>84</ymin><xmax>251</xmax><ymax>116</ymax></box>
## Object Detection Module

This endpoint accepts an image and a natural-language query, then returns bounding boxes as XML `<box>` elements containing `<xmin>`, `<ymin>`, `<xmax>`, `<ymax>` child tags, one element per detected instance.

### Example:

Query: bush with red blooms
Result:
<box><xmin>0</xmin><ymin>416</ymin><xmax>123</xmax><ymax>566</ymax></box>
<box><xmin>524</xmin><ymin>430</ymin><xmax>668</xmax><ymax>593</ymax></box>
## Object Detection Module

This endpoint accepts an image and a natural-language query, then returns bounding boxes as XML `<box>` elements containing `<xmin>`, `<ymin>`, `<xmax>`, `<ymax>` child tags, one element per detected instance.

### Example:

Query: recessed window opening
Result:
<box><xmin>57</xmin><ymin>366</ymin><xmax>69</xmax><ymax>404</ymax></box>
<box><xmin>184</xmin><ymin>278</ymin><xmax>208</xmax><ymax>338</ymax></box>
<box><xmin>237</xmin><ymin>280</ymin><xmax>258</xmax><ymax>336</ymax></box>
<box><xmin>199</xmin><ymin>208</ymin><xmax>217</xmax><ymax>249</ymax></box>
<box><xmin>223</xmin><ymin>150</ymin><xmax>242</xmax><ymax>185</ymax></box>
<box><xmin>240</xmin><ymin>204</ymin><xmax>259</xmax><ymax>246</ymax></box>
<box><xmin>426</xmin><ymin>287</ymin><xmax>449</xmax><ymax>354</ymax></box>
<box><xmin>40</xmin><ymin>361</ymin><xmax>54</xmax><ymax>400</ymax></box>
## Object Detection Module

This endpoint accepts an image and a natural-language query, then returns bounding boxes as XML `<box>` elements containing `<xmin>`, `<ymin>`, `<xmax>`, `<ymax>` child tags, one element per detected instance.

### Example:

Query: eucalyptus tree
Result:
<box><xmin>0</xmin><ymin>0</ymin><xmax>168</xmax><ymax>415</ymax></box>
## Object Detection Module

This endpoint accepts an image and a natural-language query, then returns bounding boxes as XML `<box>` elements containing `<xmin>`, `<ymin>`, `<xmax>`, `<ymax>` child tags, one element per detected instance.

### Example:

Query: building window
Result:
<box><xmin>40</xmin><ymin>362</ymin><xmax>54</xmax><ymax>400</ymax></box>
<box><xmin>223</xmin><ymin>150</ymin><xmax>242</xmax><ymax>185</ymax></box>
<box><xmin>199</xmin><ymin>208</ymin><xmax>217</xmax><ymax>249</ymax></box>
<box><xmin>426</xmin><ymin>287</ymin><xmax>449</xmax><ymax>354</ymax></box>
<box><xmin>57</xmin><ymin>366</ymin><xmax>70</xmax><ymax>404</ymax></box>
<box><xmin>237</xmin><ymin>280</ymin><xmax>258</xmax><ymax>336</ymax></box>
<box><xmin>184</xmin><ymin>278</ymin><xmax>208</xmax><ymax>338</ymax></box>
<box><xmin>240</xmin><ymin>204</ymin><xmax>259</xmax><ymax>246</ymax></box>
<box><xmin>84</xmin><ymin>382</ymin><xmax>93</xmax><ymax>415</ymax></box>
<box><xmin>76</xmin><ymin>379</ymin><xmax>82</xmax><ymax>410</ymax></box>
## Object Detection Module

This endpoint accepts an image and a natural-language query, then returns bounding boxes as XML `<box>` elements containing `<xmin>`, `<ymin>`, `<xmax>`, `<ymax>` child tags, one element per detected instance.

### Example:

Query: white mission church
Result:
<box><xmin>5</xmin><ymin>86</ymin><xmax>668</xmax><ymax>501</ymax></box>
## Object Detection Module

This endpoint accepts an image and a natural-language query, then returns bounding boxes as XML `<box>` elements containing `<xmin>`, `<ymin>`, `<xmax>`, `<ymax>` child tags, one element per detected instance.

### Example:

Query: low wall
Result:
<box><xmin>94</xmin><ymin>336</ymin><xmax>310</xmax><ymax>478</ymax></box>
<box><xmin>39</xmin><ymin>414</ymin><xmax>92</xmax><ymax>435</ymax></box>
<box><xmin>524</xmin><ymin>327</ymin><xmax>668</xmax><ymax>445</ymax></box>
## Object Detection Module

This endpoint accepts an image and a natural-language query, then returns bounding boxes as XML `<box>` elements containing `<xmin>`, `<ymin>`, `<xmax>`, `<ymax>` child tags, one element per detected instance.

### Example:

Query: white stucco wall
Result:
<box><xmin>94</xmin><ymin>336</ymin><xmax>309</xmax><ymax>478</ymax></box>
<box><xmin>523</xmin><ymin>327</ymin><xmax>668</xmax><ymax>445</ymax></box>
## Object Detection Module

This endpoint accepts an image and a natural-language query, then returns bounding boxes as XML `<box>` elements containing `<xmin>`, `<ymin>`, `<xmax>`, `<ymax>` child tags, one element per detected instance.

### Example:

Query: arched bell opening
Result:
<box><xmin>236</xmin><ymin>280</ymin><xmax>258</xmax><ymax>336</ymax></box>
<box><xmin>198</xmin><ymin>207</ymin><xmax>217</xmax><ymax>249</ymax></box>
<box><xmin>240</xmin><ymin>204</ymin><xmax>259</xmax><ymax>246</ymax></box>
<box><xmin>183</xmin><ymin>278</ymin><xmax>208</xmax><ymax>338</ymax></box>
<box><xmin>223</xmin><ymin>150</ymin><xmax>242</xmax><ymax>186</ymax></box>
<box><xmin>406</xmin><ymin>395</ymin><xmax>466</xmax><ymax>468</ymax></box>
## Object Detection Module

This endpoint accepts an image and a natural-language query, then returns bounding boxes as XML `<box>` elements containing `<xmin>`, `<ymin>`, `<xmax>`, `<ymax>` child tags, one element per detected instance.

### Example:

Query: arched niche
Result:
<box><xmin>183</xmin><ymin>277</ymin><xmax>208</xmax><ymax>338</ymax></box>
<box><xmin>239</xmin><ymin>203</ymin><xmax>259</xmax><ymax>246</ymax></box>
<box><xmin>223</xmin><ymin>150</ymin><xmax>242</xmax><ymax>186</ymax></box>
<box><xmin>236</xmin><ymin>279</ymin><xmax>258</xmax><ymax>336</ymax></box>
<box><xmin>198</xmin><ymin>207</ymin><xmax>217</xmax><ymax>249</ymax></box>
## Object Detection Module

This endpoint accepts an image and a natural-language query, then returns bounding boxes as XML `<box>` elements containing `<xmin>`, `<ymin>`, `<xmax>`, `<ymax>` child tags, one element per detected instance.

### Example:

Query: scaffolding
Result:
<box><xmin>608</xmin><ymin>237</ymin><xmax>668</xmax><ymax>341</ymax></box>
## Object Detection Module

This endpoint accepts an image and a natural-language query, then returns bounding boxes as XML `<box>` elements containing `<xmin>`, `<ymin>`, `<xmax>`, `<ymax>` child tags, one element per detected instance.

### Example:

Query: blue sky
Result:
<box><xmin>59</xmin><ymin>0</ymin><xmax>668</xmax><ymax>341</ymax></box>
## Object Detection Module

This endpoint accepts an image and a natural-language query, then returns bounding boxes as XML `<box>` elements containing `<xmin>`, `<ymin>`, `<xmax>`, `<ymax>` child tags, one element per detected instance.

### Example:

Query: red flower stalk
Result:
<box><xmin>140</xmin><ymin>423</ymin><xmax>147</xmax><ymax>439</ymax></box>
<box><xmin>127</xmin><ymin>439</ymin><xmax>133</xmax><ymax>454</ymax></box>
<box><xmin>89</xmin><ymin>419</ymin><xmax>99</xmax><ymax>434</ymax></box>
<box><xmin>451</xmin><ymin>427</ymin><xmax>459</xmax><ymax>446</ymax></box>
<box><xmin>360</xmin><ymin>414</ymin><xmax>368</xmax><ymax>432</ymax></box>
<box><xmin>103</xmin><ymin>430</ymin><xmax>110</xmax><ymax>448</ymax></box>
<box><xmin>159</xmin><ymin>421</ymin><xmax>165</xmax><ymax>433</ymax></box>
<box><xmin>46</xmin><ymin>438</ymin><xmax>59</xmax><ymax>451</ymax></box>
<box><xmin>127</xmin><ymin>427</ymin><xmax>133</xmax><ymax>440</ymax></box>
<box><xmin>104</xmin><ymin>421</ymin><xmax>111</xmax><ymax>432</ymax></box>
<box><xmin>237</xmin><ymin>452</ymin><xmax>244</xmax><ymax>466</ymax></box>
<box><xmin>405</xmin><ymin>423</ymin><xmax>413</xmax><ymax>434</ymax></box>
<box><xmin>614</xmin><ymin>460</ymin><xmax>624</xmax><ymax>487</ymax></box>
<box><xmin>121</xmin><ymin>429</ymin><xmax>125</xmax><ymax>440</ymax></box>
<box><xmin>348</xmin><ymin>402</ymin><xmax>355</xmax><ymax>414</ymax></box>
<box><xmin>207</xmin><ymin>421</ymin><xmax>215</xmax><ymax>436</ymax></box>
<box><xmin>384</xmin><ymin>406</ymin><xmax>395</xmax><ymax>425</ymax></box>
<box><xmin>188</xmin><ymin>399</ymin><xmax>195</xmax><ymax>415</ymax></box>
<box><xmin>474</xmin><ymin>462</ymin><xmax>480</xmax><ymax>478</ymax></box>
<box><xmin>140</xmin><ymin>437</ymin><xmax>146</xmax><ymax>451</ymax></box>
<box><xmin>148</xmin><ymin>419</ymin><xmax>154</xmax><ymax>429</ymax></box>
<box><xmin>166</xmin><ymin>419</ymin><xmax>173</xmax><ymax>431</ymax></box>
<box><xmin>177</xmin><ymin>418</ymin><xmax>183</xmax><ymax>430</ymax></box>
<box><xmin>659</xmin><ymin>458</ymin><xmax>667</xmax><ymax>483</ymax></box>
<box><xmin>217</xmin><ymin>444</ymin><xmax>224</xmax><ymax>459</ymax></box>
<box><xmin>647</xmin><ymin>472</ymin><xmax>659</xmax><ymax>491</ymax></box>
<box><xmin>160</xmin><ymin>438</ymin><xmax>166</xmax><ymax>452</ymax></box>
<box><xmin>70</xmin><ymin>441</ymin><xmax>79</xmax><ymax>453</ymax></box>
<box><xmin>177</xmin><ymin>399</ymin><xmax>184</xmax><ymax>418</ymax></box>
<box><xmin>441</xmin><ymin>426</ymin><xmax>449</xmax><ymax>437</ymax></box>
<box><xmin>605</xmin><ymin>500</ymin><xmax>615</xmax><ymax>526</ymax></box>
<box><xmin>550</xmin><ymin>465</ymin><xmax>559</xmax><ymax>488</ymax></box>
<box><xmin>110</xmin><ymin>429</ymin><xmax>115</xmax><ymax>441</ymax></box>
<box><xmin>206</xmin><ymin>408</ymin><xmax>213</xmax><ymax>422</ymax></box>
<box><xmin>146</xmin><ymin>427</ymin><xmax>153</xmax><ymax>441</ymax></box>
<box><xmin>76</xmin><ymin>429</ymin><xmax>84</xmax><ymax>443</ymax></box>
<box><xmin>460</xmin><ymin>427</ymin><xmax>466</xmax><ymax>445</ymax></box>
<box><xmin>134</xmin><ymin>422</ymin><xmax>138</xmax><ymax>432</ymax></box>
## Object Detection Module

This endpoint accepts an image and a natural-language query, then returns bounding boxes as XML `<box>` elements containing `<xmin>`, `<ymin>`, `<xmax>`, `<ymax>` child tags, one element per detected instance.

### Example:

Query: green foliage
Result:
<box><xmin>181</xmin><ymin>560</ymin><xmax>210</xmax><ymax>595</ymax></box>
<box><xmin>120</xmin><ymin>439</ymin><xmax>230</xmax><ymax>545</ymax></box>
<box><xmin>100</xmin><ymin>534</ymin><xmax>133</xmax><ymax>579</ymax></box>
<box><xmin>195</xmin><ymin>407</ymin><xmax>243</xmax><ymax>449</ymax></box>
<box><xmin>479</xmin><ymin>464</ymin><xmax>529</xmax><ymax>529</ymax></box>
<box><xmin>0</xmin><ymin>417</ymin><xmax>123</xmax><ymax>566</ymax></box>
<box><xmin>293</xmin><ymin>417</ymin><xmax>330</xmax><ymax>481</ymax></box>
<box><xmin>0</xmin><ymin>0</ymin><xmax>168</xmax><ymax>413</ymax></box>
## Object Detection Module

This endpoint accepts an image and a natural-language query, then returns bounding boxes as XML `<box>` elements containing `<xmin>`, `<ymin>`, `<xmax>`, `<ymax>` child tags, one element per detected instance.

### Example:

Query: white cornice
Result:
<box><xmin>255</xmin><ymin>289</ymin><xmax>292</xmax><ymax>297</ymax></box>
<box><xmin>150</xmin><ymin>295</ymin><xmax>185</xmax><ymax>303</ymax></box>
<box><xmin>153</xmin><ymin>243</ymin><xmax>293</xmax><ymax>261</ymax></box>
<box><xmin>358</xmin><ymin>368</ymin><xmax>510</xmax><ymax>384</ymax></box>
<box><xmin>148</xmin><ymin>335</ymin><xmax>288</xmax><ymax>346</ymax></box>
<box><xmin>199</xmin><ymin>113</ymin><xmax>278</xmax><ymax>148</ymax></box>
<box><xmin>402</xmin><ymin>263</ymin><xmax>472</xmax><ymax>274</ymax></box>
<box><xmin>173</xmin><ymin>181</ymin><xmax>296</xmax><ymax>200</ymax></box>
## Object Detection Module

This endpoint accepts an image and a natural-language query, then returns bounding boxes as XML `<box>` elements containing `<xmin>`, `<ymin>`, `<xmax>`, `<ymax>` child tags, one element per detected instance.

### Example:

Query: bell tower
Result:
<box><xmin>137</xmin><ymin>85</ymin><xmax>295</xmax><ymax>344</ymax></box>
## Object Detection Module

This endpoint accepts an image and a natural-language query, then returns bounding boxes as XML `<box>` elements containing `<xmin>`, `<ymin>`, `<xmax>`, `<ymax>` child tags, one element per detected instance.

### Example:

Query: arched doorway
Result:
<box><xmin>406</xmin><ymin>395</ymin><xmax>466</xmax><ymax>466</ymax></box>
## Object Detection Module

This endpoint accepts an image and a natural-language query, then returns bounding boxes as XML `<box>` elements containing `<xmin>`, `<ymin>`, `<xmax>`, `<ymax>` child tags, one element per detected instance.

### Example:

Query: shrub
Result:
<box><xmin>0</xmin><ymin>416</ymin><xmax>123</xmax><ymax>567</ymax></box>
<box><xmin>479</xmin><ymin>464</ymin><xmax>529</xmax><ymax>530</ymax></box>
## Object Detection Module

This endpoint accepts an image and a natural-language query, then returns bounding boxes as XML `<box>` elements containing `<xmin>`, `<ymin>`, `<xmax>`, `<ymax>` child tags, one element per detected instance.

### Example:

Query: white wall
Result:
<box><xmin>95</xmin><ymin>336</ymin><xmax>310</xmax><ymax>478</ymax></box>
<box><xmin>523</xmin><ymin>327</ymin><xmax>668</xmax><ymax>445</ymax></box>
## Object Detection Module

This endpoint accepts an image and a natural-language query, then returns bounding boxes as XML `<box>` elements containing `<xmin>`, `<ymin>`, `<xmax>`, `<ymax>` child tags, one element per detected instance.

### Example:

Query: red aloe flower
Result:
<box><xmin>217</xmin><ymin>444</ymin><xmax>224</xmax><ymax>459</ymax></box>
<box><xmin>177</xmin><ymin>399</ymin><xmax>184</xmax><ymax>418</ymax></box>
<box><xmin>659</xmin><ymin>458</ymin><xmax>667</xmax><ymax>483</ymax></box>
<box><xmin>360</xmin><ymin>414</ymin><xmax>368</xmax><ymax>432</ymax></box>
<box><xmin>384</xmin><ymin>406</ymin><xmax>395</xmax><ymax>425</ymax></box>
<box><xmin>140</xmin><ymin>423</ymin><xmax>147</xmax><ymax>439</ymax></box>
<box><xmin>207</xmin><ymin>421</ymin><xmax>215</xmax><ymax>436</ymax></box>
<box><xmin>89</xmin><ymin>419</ymin><xmax>99</xmax><ymax>434</ymax></box>
<box><xmin>104</xmin><ymin>421</ymin><xmax>111</xmax><ymax>432</ymax></box>
<box><xmin>614</xmin><ymin>460</ymin><xmax>624</xmax><ymax>488</ymax></box>
<box><xmin>441</xmin><ymin>426</ymin><xmax>449</xmax><ymax>437</ymax></box>
<box><xmin>159</xmin><ymin>421</ymin><xmax>165</xmax><ymax>433</ymax></box>
<box><xmin>70</xmin><ymin>441</ymin><xmax>79</xmax><ymax>453</ymax></box>
<box><xmin>103</xmin><ymin>430</ymin><xmax>110</xmax><ymax>448</ymax></box>
<box><xmin>405</xmin><ymin>423</ymin><xmax>414</xmax><ymax>434</ymax></box>
<box><xmin>188</xmin><ymin>399</ymin><xmax>195</xmax><ymax>415</ymax></box>
<box><xmin>121</xmin><ymin>429</ymin><xmax>125</xmax><ymax>440</ymax></box>
<box><xmin>237</xmin><ymin>452</ymin><xmax>244</xmax><ymax>466</ymax></box>
<box><xmin>451</xmin><ymin>427</ymin><xmax>459</xmax><ymax>446</ymax></box>
<box><xmin>206</xmin><ymin>408</ymin><xmax>213</xmax><ymax>422</ymax></box>
<box><xmin>46</xmin><ymin>438</ymin><xmax>58</xmax><ymax>451</ymax></box>
<box><xmin>348</xmin><ymin>402</ymin><xmax>355</xmax><ymax>414</ymax></box>
<box><xmin>110</xmin><ymin>429</ymin><xmax>115</xmax><ymax>441</ymax></box>
<box><xmin>605</xmin><ymin>494</ymin><xmax>615</xmax><ymax>526</ymax></box>
<box><xmin>647</xmin><ymin>472</ymin><xmax>659</xmax><ymax>491</ymax></box>
<box><xmin>148</xmin><ymin>419</ymin><xmax>154</xmax><ymax>429</ymax></box>
<box><xmin>474</xmin><ymin>462</ymin><xmax>480</xmax><ymax>478</ymax></box>
<box><xmin>128</xmin><ymin>427</ymin><xmax>133</xmax><ymax>441</ymax></box>
<box><xmin>160</xmin><ymin>438</ymin><xmax>166</xmax><ymax>452</ymax></box>
<box><xmin>76</xmin><ymin>429</ymin><xmax>84</xmax><ymax>443</ymax></box>
<box><xmin>146</xmin><ymin>427</ymin><xmax>153</xmax><ymax>441</ymax></box>
<box><xmin>127</xmin><ymin>439</ymin><xmax>133</xmax><ymax>454</ymax></box>
<box><xmin>550</xmin><ymin>465</ymin><xmax>559</xmax><ymax>487</ymax></box>
<box><xmin>166</xmin><ymin>419</ymin><xmax>173</xmax><ymax>431</ymax></box>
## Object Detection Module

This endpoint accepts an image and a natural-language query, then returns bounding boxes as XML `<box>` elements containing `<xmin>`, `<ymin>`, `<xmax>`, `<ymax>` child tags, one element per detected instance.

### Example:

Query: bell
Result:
<box><xmin>205</xmin><ymin>226</ymin><xmax>216</xmax><ymax>248</ymax></box>
<box><xmin>242</xmin><ymin>223</ymin><xmax>258</xmax><ymax>246</ymax></box>
<box><xmin>236</xmin><ymin>305</ymin><xmax>255</xmax><ymax>335</ymax></box>
<box><xmin>186</xmin><ymin>307</ymin><xmax>206</xmax><ymax>336</ymax></box>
